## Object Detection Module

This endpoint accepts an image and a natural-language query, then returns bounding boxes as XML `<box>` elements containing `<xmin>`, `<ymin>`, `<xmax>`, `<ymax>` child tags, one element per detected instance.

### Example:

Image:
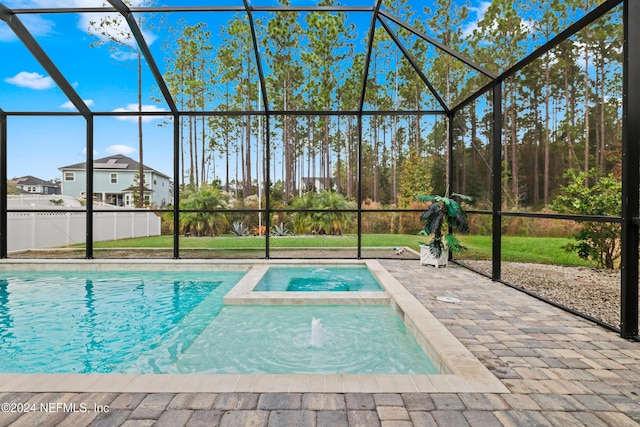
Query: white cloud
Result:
<box><xmin>106</xmin><ymin>145</ymin><xmax>136</xmax><ymax>155</ymax></box>
<box><xmin>0</xmin><ymin>15</ymin><xmax>57</xmax><ymax>41</ymax></box>
<box><xmin>112</xmin><ymin>104</ymin><xmax>167</xmax><ymax>122</ymax></box>
<box><xmin>60</xmin><ymin>99</ymin><xmax>94</xmax><ymax>110</ymax></box>
<box><xmin>5</xmin><ymin>71</ymin><xmax>54</xmax><ymax>89</ymax></box>
<box><xmin>111</xmin><ymin>51</ymin><xmax>139</xmax><ymax>62</ymax></box>
<box><xmin>463</xmin><ymin>1</ymin><xmax>491</xmax><ymax>37</ymax></box>
<box><xmin>21</xmin><ymin>15</ymin><xmax>57</xmax><ymax>36</ymax></box>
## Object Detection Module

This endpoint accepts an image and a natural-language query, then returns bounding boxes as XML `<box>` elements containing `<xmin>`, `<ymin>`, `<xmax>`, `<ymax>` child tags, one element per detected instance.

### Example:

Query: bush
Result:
<box><xmin>551</xmin><ymin>170</ymin><xmax>621</xmax><ymax>269</ymax></box>
<box><xmin>289</xmin><ymin>190</ymin><xmax>355</xmax><ymax>235</ymax></box>
<box><xmin>361</xmin><ymin>199</ymin><xmax>391</xmax><ymax>234</ymax></box>
<box><xmin>179</xmin><ymin>184</ymin><xmax>229</xmax><ymax>236</ymax></box>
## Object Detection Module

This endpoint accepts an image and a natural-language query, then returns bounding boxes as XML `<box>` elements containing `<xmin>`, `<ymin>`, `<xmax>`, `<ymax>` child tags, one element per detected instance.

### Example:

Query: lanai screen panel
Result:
<box><xmin>0</xmin><ymin>19</ymin><xmax>74</xmax><ymax>112</ymax></box>
<box><xmin>148</xmin><ymin>10</ymin><xmax>263</xmax><ymax>113</ymax></box>
<box><xmin>363</xmin><ymin>22</ymin><xmax>446</xmax><ymax>112</ymax></box>
<box><xmin>254</xmin><ymin>9</ymin><xmax>370</xmax><ymax>113</ymax></box>
<box><xmin>13</xmin><ymin>10</ymin><xmax>166</xmax><ymax>114</ymax></box>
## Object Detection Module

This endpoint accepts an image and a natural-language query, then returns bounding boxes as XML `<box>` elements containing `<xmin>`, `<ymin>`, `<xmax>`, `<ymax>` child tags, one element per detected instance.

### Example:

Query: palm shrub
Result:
<box><xmin>179</xmin><ymin>184</ymin><xmax>229</xmax><ymax>236</ymax></box>
<box><xmin>316</xmin><ymin>190</ymin><xmax>355</xmax><ymax>235</ymax></box>
<box><xmin>414</xmin><ymin>193</ymin><xmax>471</xmax><ymax>258</ymax></box>
<box><xmin>290</xmin><ymin>190</ymin><xmax>355</xmax><ymax>235</ymax></box>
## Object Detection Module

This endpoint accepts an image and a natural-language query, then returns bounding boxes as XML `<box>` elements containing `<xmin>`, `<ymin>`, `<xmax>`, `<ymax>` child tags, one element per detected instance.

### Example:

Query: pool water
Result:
<box><xmin>172</xmin><ymin>305</ymin><xmax>438</xmax><ymax>374</ymax></box>
<box><xmin>253</xmin><ymin>266</ymin><xmax>383</xmax><ymax>292</ymax></box>
<box><xmin>0</xmin><ymin>271</ymin><xmax>244</xmax><ymax>374</ymax></box>
<box><xmin>0</xmin><ymin>270</ymin><xmax>436</xmax><ymax>374</ymax></box>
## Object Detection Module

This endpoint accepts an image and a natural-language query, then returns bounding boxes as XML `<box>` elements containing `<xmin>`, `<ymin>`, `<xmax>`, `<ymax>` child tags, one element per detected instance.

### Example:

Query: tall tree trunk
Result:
<box><xmin>240</xmin><ymin>126</ymin><xmax>245</xmax><ymax>197</ymax></box>
<box><xmin>189</xmin><ymin>117</ymin><xmax>194</xmax><ymax>187</ymax></box>
<box><xmin>544</xmin><ymin>59</ymin><xmax>550</xmax><ymax>205</ymax></box>
<box><xmin>373</xmin><ymin>117</ymin><xmax>380</xmax><ymax>202</ymax></box>
<box><xmin>533</xmin><ymin>92</ymin><xmax>540</xmax><ymax>206</ymax></box>
<box><xmin>336</xmin><ymin>115</ymin><xmax>341</xmax><ymax>193</ymax></box>
<box><xmin>307</xmin><ymin>116</ymin><xmax>312</xmax><ymax>191</ymax></box>
<box><xmin>391</xmin><ymin>114</ymin><xmax>398</xmax><ymax>205</ymax></box>
<box><xmin>324</xmin><ymin>112</ymin><xmax>331</xmax><ymax>190</ymax></box>
<box><xmin>583</xmin><ymin>26</ymin><xmax>590</xmax><ymax>185</ymax></box>
<box><xmin>446</xmin><ymin>67</ymin><xmax>451</xmax><ymax>196</ymax></box>
<box><xmin>242</xmin><ymin>55</ymin><xmax>251</xmax><ymax>197</ymax></box>
<box><xmin>563</xmin><ymin>55</ymin><xmax>578</xmax><ymax>169</ymax></box>
<box><xmin>224</xmin><ymin>87</ymin><xmax>230</xmax><ymax>192</ymax></box>
<box><xmin>471</xmin><ymin>106</ymin><xmax>478</xmax><ymax>178</ymax></box>
<box><xmin>137</xmin><ymin>50</ymin><xmax>144</xmax><ymax>207</ymax></box>
<box><xmin>201</xmin><ymin>86</ymin><xmax>206</xmax><ymax>185</ymax></box>
<box><xmin>598</xmin><ymin>53</ymin><xmax>606</xmax><ymax>169</ymax></box>
<box><xmin>594</xmin><ymin>55</ymin><xmax>602</xmax><ymax>170</ymax></box>
<box><xmin>414</xmin><ymin>85</ymin><xmax>421</xmax><ymax>153</ymax></box>
<box><xmin>511</xmin><ymin>98</ymin><xmax>518</xmax><ymax>208</ymax></box>
<box><xmin>244</xmin><ymin>114</ymin><xmax>251</xmax><ymax>198</ymax></box>
<box><xmin>346</xmin><ymin>118</ymin><xmax>353</xmax><ymax>198</ymax></box>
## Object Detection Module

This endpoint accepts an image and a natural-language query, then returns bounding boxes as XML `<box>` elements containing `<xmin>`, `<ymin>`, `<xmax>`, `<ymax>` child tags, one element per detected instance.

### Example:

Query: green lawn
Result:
<box><xmin>458</xmin><ymin>235</ymin><xmax>595</xmax><ymax>267</ymax></box>
<box><xmin>86</xmin><ymin>233</ymin><xmax>594</xmax><ymax>267</ymax></box>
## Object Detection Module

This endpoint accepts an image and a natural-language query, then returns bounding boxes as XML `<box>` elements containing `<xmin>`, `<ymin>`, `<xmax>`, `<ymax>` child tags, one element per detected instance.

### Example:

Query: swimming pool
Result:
<box><xmin>0</xmin><ymin>269</ymin><xmax>434</xmax><ymax>374</ymax></box>
<box><xmin>253</xmin><ymin>266</ymin><xmax>383</xmax><ymax>292</ymax></box>
<box><xmin>0</xmin><ymin>260</ymin><xmax>508</xmax><ymax>394</ymax></box>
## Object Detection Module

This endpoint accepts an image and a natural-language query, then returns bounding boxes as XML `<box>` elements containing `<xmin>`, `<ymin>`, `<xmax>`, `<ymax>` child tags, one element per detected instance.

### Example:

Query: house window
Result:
<box><xmin>64</xmin><ymin>172</ymin><xmax>75</xmax><ymax>181</ymax></box>
<box><xmin>144</xmin><ymin>195</ymin><xmax>150</xmax><ymax>206</ymax></box>
<box><xmin>110</xmin><ymin>173</ymin><xmax>118</xmax><ymax>184</ymax></box>
<box><xmin>27</xmin><ymin>186</ymin><xmax>36</xmax><ymax>192</ymax></box>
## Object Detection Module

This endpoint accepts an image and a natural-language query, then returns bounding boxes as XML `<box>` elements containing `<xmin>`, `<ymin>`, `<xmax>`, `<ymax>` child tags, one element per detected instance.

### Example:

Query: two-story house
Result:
<box><xmin>59</xmin><ymin>154</ymin><xmax>172</xmax><ymax>207</ymax></box>
<box><xmin>12</xmin><ymin>175</ymin><xmax>61</xmax><ymax>195</ymax></box>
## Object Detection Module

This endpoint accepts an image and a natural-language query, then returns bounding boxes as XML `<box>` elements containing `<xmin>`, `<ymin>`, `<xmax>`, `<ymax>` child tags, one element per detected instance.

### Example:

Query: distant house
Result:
<box><xmin>12</xmin><ymin>175</ymin><xmax>61</xmax><ymax>195</ymax></box>
<box><xmin>59</xmin><ymin>154</ymin><xmax>172</xmax><ymax>207</ymax></box>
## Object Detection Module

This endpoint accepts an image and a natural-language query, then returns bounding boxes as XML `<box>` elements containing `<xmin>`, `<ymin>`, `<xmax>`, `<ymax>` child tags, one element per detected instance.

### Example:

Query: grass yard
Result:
<box><xmin>458</xmin><ymin>235</ymin><xmax>595</xmax><ymax>267</ymax></box>
<box><xmin>85</xmin><ymin>233</ymin><xmax>595</xmax><ymax>267</ymax></box>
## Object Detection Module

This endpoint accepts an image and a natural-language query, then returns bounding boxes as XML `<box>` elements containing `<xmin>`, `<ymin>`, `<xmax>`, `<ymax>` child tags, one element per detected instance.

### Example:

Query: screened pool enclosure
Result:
<box><xmin>0</xmin><ymin>1</ymin><xmax>638</xmax><ymax>338</ymax></box>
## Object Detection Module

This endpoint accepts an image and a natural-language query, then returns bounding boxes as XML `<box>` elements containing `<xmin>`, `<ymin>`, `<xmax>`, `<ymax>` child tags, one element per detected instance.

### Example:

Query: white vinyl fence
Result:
<box><xmin>7</xmin><ymin>196</ymin><xmax>161</xmax><ymax>252</ymax></box>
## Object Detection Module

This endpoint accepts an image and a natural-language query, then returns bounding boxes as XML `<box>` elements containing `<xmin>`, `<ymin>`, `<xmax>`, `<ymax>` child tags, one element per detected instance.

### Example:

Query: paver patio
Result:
<box><xmin>0</xmin><ymin>259</ymin><xmax>638</xmax><ymax>426</ymax></box>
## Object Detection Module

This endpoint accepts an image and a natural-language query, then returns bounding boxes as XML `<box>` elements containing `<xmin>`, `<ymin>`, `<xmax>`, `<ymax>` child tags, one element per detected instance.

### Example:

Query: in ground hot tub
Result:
<box><xmin>253</xmin><ymin>266</ymin><xmax>383</xmax><ymax>292</ymax></box>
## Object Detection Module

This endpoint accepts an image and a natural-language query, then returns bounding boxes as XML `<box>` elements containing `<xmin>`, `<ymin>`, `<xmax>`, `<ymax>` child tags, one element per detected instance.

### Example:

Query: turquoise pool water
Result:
<box><xmin>253</xmin><ymin>266</ymin><xmax>383</xmax><ymax>292</ymax></box>
<box><xmin>172</xmin><ymin>305</ymin><xmax>437</xmax><ymax>374</ymax></box>
<box><xmin>0</xmin><ymin>270</ymin><xmax>437</xmax><ymax>374</ymax></box>
<box><xmin>0</xmin><ymin>271</ymin><xmax>243</xmax><ymax>374</ymax></box>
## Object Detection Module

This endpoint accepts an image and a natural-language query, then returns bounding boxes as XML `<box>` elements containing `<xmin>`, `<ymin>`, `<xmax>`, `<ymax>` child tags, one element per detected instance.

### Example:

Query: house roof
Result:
<box><xmin>59</xmin><ymin>154</ymin><xmax>170</xmax><ymax>179</ymax></box>
<box><xmin>12</xmin><ymin>175</ymin><xmax>60</xmax><ymax>187</ymax></box>
<box><xmin>122</xmin><ymin>185</ymin><xmax>154</xmax><ymax>193</ymax></box>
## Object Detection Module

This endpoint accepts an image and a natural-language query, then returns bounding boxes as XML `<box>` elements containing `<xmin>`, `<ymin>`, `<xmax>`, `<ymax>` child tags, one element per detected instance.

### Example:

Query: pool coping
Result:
<box><xmin>223</xmin><ymin>264</ymin><xmax>391</xmax><ymax>305</ymax></box>
<box><xmin>0</xmin><ymin>259</ymin><xmax>508</xmax><ymax>394</ymax></box>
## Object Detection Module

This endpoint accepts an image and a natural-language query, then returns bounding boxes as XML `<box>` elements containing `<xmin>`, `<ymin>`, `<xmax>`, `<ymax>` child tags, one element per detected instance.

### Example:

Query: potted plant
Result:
<box><xmin>414</xmin><ymin>193</ymin><xmax>471</xmax><ymax>267</ymax></box>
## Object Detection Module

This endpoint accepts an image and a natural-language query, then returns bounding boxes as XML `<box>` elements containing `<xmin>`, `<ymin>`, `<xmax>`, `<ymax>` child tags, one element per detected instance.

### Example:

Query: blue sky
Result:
<box><xmin>2</xmin><ymin>0</ymin><xmax>491</xmax><ymax>182</ymax></box>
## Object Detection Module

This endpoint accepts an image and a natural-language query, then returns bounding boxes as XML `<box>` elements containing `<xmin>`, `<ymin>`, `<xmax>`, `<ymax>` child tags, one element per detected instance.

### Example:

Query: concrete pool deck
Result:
<box><xmin>0</xmin><ymin>259</ymin><xmax>639</xmax><ymax>426</ymax></box>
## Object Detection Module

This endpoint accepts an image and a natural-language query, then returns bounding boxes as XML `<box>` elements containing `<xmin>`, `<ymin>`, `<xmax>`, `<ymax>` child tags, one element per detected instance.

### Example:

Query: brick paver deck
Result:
<box><xmin>1</xmin><ymin>260</ymin><xmax>638</xmax><ymax>426</ymax></box>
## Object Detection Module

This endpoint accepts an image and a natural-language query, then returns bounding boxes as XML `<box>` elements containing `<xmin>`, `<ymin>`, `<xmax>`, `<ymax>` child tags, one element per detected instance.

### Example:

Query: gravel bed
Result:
<box><xmin>459</xmin><ymin>259</ymin><xmax>627</xmax><ymax>328</ymax></box>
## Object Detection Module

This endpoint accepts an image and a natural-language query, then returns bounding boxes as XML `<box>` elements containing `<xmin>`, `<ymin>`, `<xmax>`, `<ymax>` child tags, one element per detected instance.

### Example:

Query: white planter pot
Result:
<box><xmin>420</xmin><ymin>246</ymin><xmax>448</xmax><ymax>268</ymax></box>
